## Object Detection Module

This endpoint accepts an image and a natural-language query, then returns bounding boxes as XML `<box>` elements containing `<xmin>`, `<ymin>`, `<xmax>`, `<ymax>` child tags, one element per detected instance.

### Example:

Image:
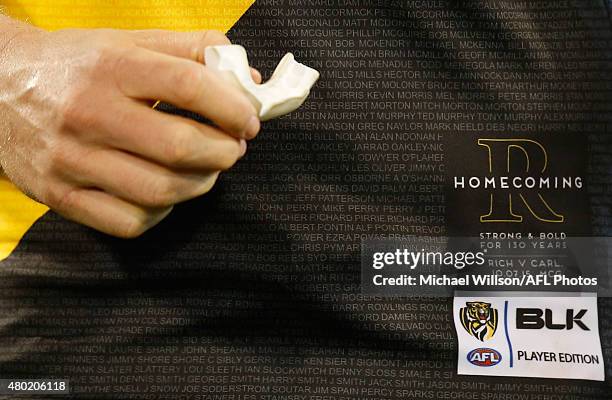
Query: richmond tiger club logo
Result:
<box><xmin>459</xmin><ymin>301</ymin><xmax>499</xmax><ymax>342</ymax></box>
<box><xmin>453</xmin><ymin>139</ymin><xmax>583</xmax><ymax>223</ymax></box>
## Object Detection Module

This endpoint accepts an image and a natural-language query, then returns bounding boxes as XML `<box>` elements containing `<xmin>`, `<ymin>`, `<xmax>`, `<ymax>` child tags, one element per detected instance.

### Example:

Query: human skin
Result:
<box><xmin>0</xmin><ymin>16</ymin><xmax>262</xmax><ymax>238</ymax></box>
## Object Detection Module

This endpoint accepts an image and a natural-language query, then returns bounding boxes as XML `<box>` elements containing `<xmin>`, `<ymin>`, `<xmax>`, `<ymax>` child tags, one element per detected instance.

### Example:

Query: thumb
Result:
<box><xmin>131</xmin><ymin>29</ymin><xmax>230</xmax><ymax>63</ymax></box>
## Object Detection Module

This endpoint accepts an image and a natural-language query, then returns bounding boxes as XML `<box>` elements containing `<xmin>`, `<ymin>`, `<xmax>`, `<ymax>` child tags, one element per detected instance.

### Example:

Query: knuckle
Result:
<box><xmin>201</xmin><ymin>30</ymin><xmax>230</xmax><ymax>46</ymax></box>
<box><xmin>163</xmin><ymin>128</ymin><xmax>195</xmax><ymax>166</ymax></box>
<box><xmin>118</xmin><ymin>207</ymin><xmax>171</xmax><ymax>239</ymax></box>
<box><xmin>199</xmin><ymin>172</ymin><xmax>220</xmax><ymax>195</ymax></box>
<box><xmin>91</xmin><ymin>41</ymin><xmax>134</xmax><ymax>76</ymax></box>
<box><xmin>47</xmin><ymin>142</ymin><xmax>98</xmax><ymax>179</ymax></box>
<box><xmin>216</xmin><ymin>155</ymin><xmax>238</xmax><ymax>171</ymax></box>
<box><xmin>231</xmin><ymin>100</ymin><xmax>258</xmax><ymax>135</ymax></box>
<box><xmin>236</xmin><ymin>99</ymin><xmax>256</xmax><ymax>118</ymax></box>
<box><xmin>148</xmin><ymin>176</ymin><xmax>179</xmax><ymax>207</ymax></box>
<box><xmin>172</xmin><ymin>65</ymin><xmax>203</xmax><ymax>106</ymax></box>
<box><xmin>83</xmin><ymin>44</ymin><xmax>125</xmax><ymax>83</ymax></box>
<box><xmin>44</xmin><ymin>184</ymin><xmax>76</xmax><ymax>211</ymax></box>
<box><xmin>92</xmin><ymin>45</ymin><xmax>118</xmax><ymax>72</ymax></box>
<box><xmin>47</xmin><ymin>144</ymin><xmax>69</xmax><ymax>172</ymax></box>
<box><xmin>212</xmin><ymin>146</ymin><xmax>240</xmax><ymax>171</ymax></box>
<box><xmin>119</xmin><ymin>214</ymin><xmax>150</xmax><ymax>238</ymax></box>
<box><xmin>59</xmin><ymin>87</ymin><xmax>95</xmax><ymax>130</ymax></box>
<box><xmin>58</xmin><ymin>46</ymin><xmax>124</xmax><ymax>130</ymax></box>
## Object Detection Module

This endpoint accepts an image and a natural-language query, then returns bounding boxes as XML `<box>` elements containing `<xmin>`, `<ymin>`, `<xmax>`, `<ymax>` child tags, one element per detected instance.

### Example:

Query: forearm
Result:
<box><xmin>0</xmin><ymin>15</ymin><xmax>40</xmax><ymax>56</ymax></box>
<box><xmin>0</xmin><ymin>15</ymin><xmax>39</xmax><ymax>178</ymax></box>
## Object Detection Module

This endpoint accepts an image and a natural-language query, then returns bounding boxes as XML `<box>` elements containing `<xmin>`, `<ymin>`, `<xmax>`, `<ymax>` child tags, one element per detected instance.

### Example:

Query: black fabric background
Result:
<box><xmin>0</xmin><ymin>0</ymin><xmax>611</xmax><ymax>398</ymax></box>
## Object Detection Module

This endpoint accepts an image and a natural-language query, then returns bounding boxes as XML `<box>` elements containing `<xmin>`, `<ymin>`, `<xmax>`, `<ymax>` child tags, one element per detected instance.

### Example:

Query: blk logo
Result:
<box><xmin>516</xmin><ymin>308</ymin><xmax>590</xmax><ymax>331</ymax></box>
<box><xmin>478</xmin><ymin>139</ymin><xmax>564</xmax><ymax>223</ymax></box>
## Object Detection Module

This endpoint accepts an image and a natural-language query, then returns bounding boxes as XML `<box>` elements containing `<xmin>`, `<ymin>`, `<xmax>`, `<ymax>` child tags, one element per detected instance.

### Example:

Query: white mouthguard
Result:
<box><xmin>204</xmin><ymin>45</ymin><xmax>320</xmax><ymax>121</ymax></box>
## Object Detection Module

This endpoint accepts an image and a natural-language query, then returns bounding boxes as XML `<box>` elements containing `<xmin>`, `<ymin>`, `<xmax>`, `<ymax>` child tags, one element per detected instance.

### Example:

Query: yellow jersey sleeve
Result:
<box><xmin>1</xmin><ymin>0</ymin><xmax>253</xmax><ymax>31</ymax></box>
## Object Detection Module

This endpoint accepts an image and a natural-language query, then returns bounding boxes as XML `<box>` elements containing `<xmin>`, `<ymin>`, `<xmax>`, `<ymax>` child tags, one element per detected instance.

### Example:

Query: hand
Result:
<box><xmin>0</xmin><ymin>22</ymin><xmax>262</xmax><ymax>238</ymax></box>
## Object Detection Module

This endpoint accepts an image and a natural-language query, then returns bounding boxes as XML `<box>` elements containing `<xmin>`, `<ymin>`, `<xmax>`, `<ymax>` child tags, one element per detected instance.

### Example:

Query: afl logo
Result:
<box><xmin>467</xmin><ymin>348</ymin><xmax>502</xmax><ymax>367</ymax></box>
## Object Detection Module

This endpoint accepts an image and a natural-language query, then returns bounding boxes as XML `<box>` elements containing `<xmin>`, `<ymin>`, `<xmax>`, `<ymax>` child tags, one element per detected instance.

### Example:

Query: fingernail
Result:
<box><xmin>251</xmin><ymin>68</ymin><xmax>262</xmax><ymax>83</ymax></box>
<box><xmin>245</xmin><ymin>116</ymin><xmax>260</xmax><ymax>139</ymax></box>
<box><xmin>239</xmin><ymin>139</ymin><xmax>247</xmax><ymax>158</ymax></box>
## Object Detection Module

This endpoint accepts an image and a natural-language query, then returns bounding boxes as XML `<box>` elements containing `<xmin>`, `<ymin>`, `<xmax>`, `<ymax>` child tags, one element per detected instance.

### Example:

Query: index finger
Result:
<box><xmin>131</xmin><ymin>29</ymin><xmax>230</xmax><ymax>63</ymax></box>
<box><xmin>113</xmin><ymin>46</ymin><xmax>260</xmax><ymax>139</ymax></box>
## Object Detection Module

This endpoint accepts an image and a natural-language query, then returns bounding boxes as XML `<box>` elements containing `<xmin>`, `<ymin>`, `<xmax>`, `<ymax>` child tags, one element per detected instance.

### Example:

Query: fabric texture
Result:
<box><xmin>0</xmin><ymin>1</ymin><xmax>610</xmax><ymax>398</ymax></box>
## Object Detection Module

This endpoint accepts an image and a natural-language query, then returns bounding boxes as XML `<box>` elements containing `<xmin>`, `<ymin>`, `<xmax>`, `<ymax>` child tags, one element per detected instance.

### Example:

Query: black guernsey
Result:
<box><xmin>0</xmin><ymin>1</ymin><xmax>611</xmax><ymax>398</ymax></box>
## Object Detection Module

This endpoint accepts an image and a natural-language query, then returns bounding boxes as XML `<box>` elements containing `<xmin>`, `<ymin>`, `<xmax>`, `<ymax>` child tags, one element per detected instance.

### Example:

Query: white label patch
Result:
<box><xmin>453</xmin><ymin>292</ymin><xmax>604</xmax><ymax>381</ymax></box>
